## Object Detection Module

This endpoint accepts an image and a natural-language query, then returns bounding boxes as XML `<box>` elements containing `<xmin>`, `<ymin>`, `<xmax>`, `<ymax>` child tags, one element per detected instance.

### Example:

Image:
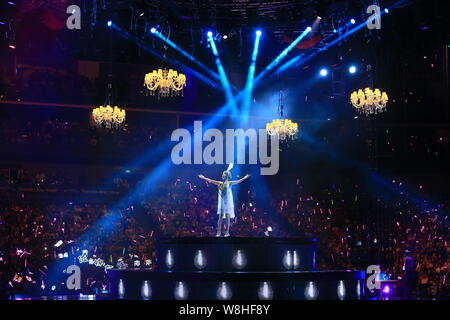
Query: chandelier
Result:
<box><xmin>92</xmin><ymin>105</ymin><xmax>126</xmax><ymax>129</ymax></box>
<box><xmin>350</xmin><ymin>88</ymin><xmax>388</xmax><ymax>115</ymax></box>
<box><xmin>265</xmin><ymin>89</ymin><xmax>299</xmax><ymax>141</ymax></box>
<box><xmin>144</xmin><ymin>68</ymin><xmax>186</xmax><ymax>98</ymax></box>
<box><xmin>266</xmin><ymin>119</ymin><xmax>299</xmax><ymax>141</ymax></box>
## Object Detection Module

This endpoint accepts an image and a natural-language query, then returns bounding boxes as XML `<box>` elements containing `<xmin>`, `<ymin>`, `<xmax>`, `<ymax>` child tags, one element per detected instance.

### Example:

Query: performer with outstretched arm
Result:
<box><xmin>198</xmin><ymin>164</ymin><xmax>250</xmax><ymax>237</ymax></box>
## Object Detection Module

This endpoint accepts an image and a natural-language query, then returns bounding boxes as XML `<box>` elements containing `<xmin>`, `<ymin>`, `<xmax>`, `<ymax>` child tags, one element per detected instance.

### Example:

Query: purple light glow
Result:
<box><xmin>382</xmin><ymin>285</ymin><xmax>391</xmax><ymax>294</ymax></box>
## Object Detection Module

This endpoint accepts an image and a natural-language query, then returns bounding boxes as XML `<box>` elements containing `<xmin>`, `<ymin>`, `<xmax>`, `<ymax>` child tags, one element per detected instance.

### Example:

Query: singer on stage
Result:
<box><xmin>198</xmin><ymin>164</ymin><xmax>250</xmax><ymax>237</ymax></box>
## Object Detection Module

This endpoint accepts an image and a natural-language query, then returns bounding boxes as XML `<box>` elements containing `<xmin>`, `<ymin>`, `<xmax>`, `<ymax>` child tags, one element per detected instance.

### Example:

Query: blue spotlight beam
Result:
<box><xmin>254</xmin><ymin>26</ymin><xmax>311</xmax><ymax>84</ymax></box>
<box><xmin>110</xmin><ymin>23</ymin><xmax>221</xmax><ymax>91</ymax></box>
<box><xmin>152</xmin><ymin>30</ymin><xmax>227</xmax><ymax>87</ymax></box>
<box><xmin>52</xmin><ymin>16</ymin><xmax>382</xmax><ymax>284</ymax></box>
<box><xmin>242</xmin><ymin>31</ymin><xmax>262</xmax><ymax>123</ymax></box>
<box><xmin>207</xmin><ymin>32</ymin><xmax>238</xmax><ymax>115</ymax></box>
<box><xmin>272</xmin><ymin>0</ymin><xmax>405</xmax><ymax>78</ymax></box>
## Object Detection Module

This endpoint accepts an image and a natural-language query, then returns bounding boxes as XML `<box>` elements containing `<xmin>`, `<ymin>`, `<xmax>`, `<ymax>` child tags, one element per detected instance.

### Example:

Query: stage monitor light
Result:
<box><xmin>107</xmin><ymin>20</ymin><xmax>112</xmax><ymax>27</ymax></box>
<box><xmin>258</xmin><ymin>282</ymin><xmax>274</xmax><ymax>300</ymax></box>
<box><xmin>293</xmin><ymin>250</ymin><xmax>300</xmax><ymax>269</ymax></box>
<box><xmin>305</xmin><ymin>281</ymin><xmax>319</xmax><ymax>300</ymax></box>
<box><xmin>141</xmin><ymin>280</ymin><xmax>152</xmax><ymax>300</ymax></box>
<box><xmin>232</xmin><ymin>249</ymin><xmax>248</xmax><ymax>269</ymax></box>
<box><xmin>216</xmin><ymin>282</ymin><xmax>232</xmax><ymax>300</ymax></box>
<box><xmin>337</xmin><ymin>280</ymin><xmax>346</xmax><ymax>300</ymax></box>
<box><xmin>282</xmin><ymin>250</ymin><xmax>293</xmax><ymax>270</ymax></box>
<box><xmin>350</xmin><ymin>19</ymin><xmax>356</xmax><ymax>24</ymax></box>
<box><xmin>194</xmin><ymin>249</ymin><xmax>207</xmax><ymax>269</ymax></box>
<box><xmin>357</xmin><ymin>280</ymin><xmax>362</xmax><ymax>299</ymax></box>
<box><xmin>118</xmin><ymin>279</ymin><xmax>125</xmax><ymax>298</ymax></box>
<box><xmin>165</xmin><ymin>249</ymin><xmax>174</xmax><ymax>269</ymax></box>
<box><xmin>319</xmin><ymin>68</ymin><xmax>329</xmax><ymax>77</ymax></box>
<box><xmin>174</xmin><ymin>281</ymin><xmax>188</xmax><ymax>300</ymax></box>
<box><xmin>256</xmin><ymin>30</ymin><xmax>262</xmax><ymax>36</ymax></box>
<box><xmin>349</xmin><ymin>65</ymin><xmax>357</xmax><ymax>74</ymax></box>
<box><xmin>150</xmin><ymin>27</ymin><xmax>157</xmax><ymax>33</ymax></box>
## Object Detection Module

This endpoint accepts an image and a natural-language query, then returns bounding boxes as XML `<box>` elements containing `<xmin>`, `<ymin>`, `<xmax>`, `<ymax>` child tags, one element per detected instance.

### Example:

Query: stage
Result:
<box><xmin>106</xmin><ymin>237</ymin><xmax>365</xmax><ymax>300</ymax></box>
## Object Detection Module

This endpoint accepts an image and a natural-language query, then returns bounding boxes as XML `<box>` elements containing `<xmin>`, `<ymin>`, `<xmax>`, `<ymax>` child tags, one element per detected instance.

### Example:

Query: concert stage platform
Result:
<box><xmin>106</xmin><ymin>237</ymin><xmax>365</xmax><ymax>300</ymax></box>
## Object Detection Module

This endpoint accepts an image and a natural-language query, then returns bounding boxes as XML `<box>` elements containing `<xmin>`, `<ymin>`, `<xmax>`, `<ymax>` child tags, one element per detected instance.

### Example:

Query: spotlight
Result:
<box><xmin>319</xmin><ymin>68</ymin><xmax>328</xmax><ymax>77</ymax></box>
<box><xmin>150</xmin><ymin>27</ymin><xmax>156</xmax><ymax>33</ymax></box>
<box><xmin>317</xmin><ymin>16</ymin><xmax>322</xmax><ymax>20</ymax></box>
<box><xmin>207</xmin><ymin>31</ymin><xmax>213</xmax><ymax>37</ymax></box>
<box><xmin>350</xmin><ymin>19</ymin><xmax>356</xmax><ymax>24</ymax></box>
<box><xmin>384</xmin><ymin>8</ymin><xmax>389</xmax><ymax>14</ymax></box>
<box><xmin>107</xmin><ymin>21</ymin><xmax>112</xmax><ymax>27</ymax></box>
<box><xmin>256</xmin><ymin>30</ymin><xmax>262</xmax><ymax>36</ymax></box>
<box><xmin>222</xmin><ymin>34</ymin><xmax>228</xmax><ymax>39</ymax></box>
<box><xmin>306</xmin><ymin>26</ymin><xmax>312</xmax><ymax>32</ymax></box>
<box><xmin>348</xmin><ymin>65</ymin><xmax>357</xmax><ymax>74</ymax></box>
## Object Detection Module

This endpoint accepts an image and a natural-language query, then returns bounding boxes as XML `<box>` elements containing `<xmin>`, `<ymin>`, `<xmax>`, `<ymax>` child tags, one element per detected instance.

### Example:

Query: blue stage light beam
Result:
<box><xmin>110</xmin><ymin>24</ymin><xmax>221</xmax><ymax>91</ymax></box>
<box><xmin>242</xmin><ymin>30</ymin><xmax>262</xmax><ymax>123</ymax></box>
<box><xmin>271</xmin><ymin>0</ymin><xmax>403</xmax><ymax>79</ymax></box>
<box><xmin>207</xmin><ymin>31</ymin><xmax>238</xmax><ymax>116</ymax></box>
<box><xmin>151</xmin><ymin>30</ymin><xmax>229</xmax><ymax>87</ymax></box>
<box><xmin>273</xmin><ymin>20</ymin><xmax>368</xmax><ymax>77</ymax></box>
<box><xmin>253</xmin><ymin>26</ymin><xmax>311</xmax><ymax>83</ymax></box>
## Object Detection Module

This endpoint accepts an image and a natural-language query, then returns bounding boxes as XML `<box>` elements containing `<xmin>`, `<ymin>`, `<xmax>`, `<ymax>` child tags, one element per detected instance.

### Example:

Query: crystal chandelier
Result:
<box><xmin>92</xmin><ymin>105</ymin><xmax>126</xmax><ymax>129</ymax></box>
<box><xmin>144</xmin><ymin>68</ymin><xmax>186</xmax><ymax>98</ymax></box>
<box><xmin>265</xmin><ymin>89</ymin><xmax>299</xmax><ymax>141</ymax></box>
<box><xmin>350</xmin><ymin>88</ymin><xmax>388</xmax><ymax>115</ymax></box>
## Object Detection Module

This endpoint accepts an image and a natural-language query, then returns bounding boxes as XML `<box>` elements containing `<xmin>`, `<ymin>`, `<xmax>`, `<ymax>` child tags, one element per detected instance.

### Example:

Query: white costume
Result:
<box><xmin>217</xmin><ymin>181</ymin><xmax>235</xmax><ymax>218</ymax></box>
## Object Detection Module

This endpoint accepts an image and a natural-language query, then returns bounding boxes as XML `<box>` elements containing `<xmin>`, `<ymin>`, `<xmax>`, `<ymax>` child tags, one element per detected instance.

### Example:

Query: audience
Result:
<box><xmin>0</xmin><ymin>174</ymin><xmax>448</xmax><ymax>298</ymax></box>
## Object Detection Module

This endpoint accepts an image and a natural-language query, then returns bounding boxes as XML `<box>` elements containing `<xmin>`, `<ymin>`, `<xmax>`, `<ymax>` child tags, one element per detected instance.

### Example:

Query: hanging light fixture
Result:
<box><xmin>266</xmin><ymin>89</ymin><xmax>298</xmax><ymax>141</ymax></box>
<box><xmin>92</xmin><ymin>105</ymin><xmax>126</xmax><ymax>129</ymax></box>
<box><xmin>350</xmin><ymin>88</ymin><xmax>388</xmax><ymax>115</ymax></box>
<box><xmin>350</xmin><ymin>64</ymin><xmax>388</xmax><ymax>115</ymax></box>
<box><xmin>92</xmin><ymin>83</ymin><xmax>126</xmax><ymax>129</ymax></box>
<box><xmin>144</xmin><ymin>68</ymin><xmax>186</xmax><ymax>98</ymax></box>
<box><xmin>144</xmin><ymin>41</ymin><xmax>186</xmax><ymax>98</ymax></box>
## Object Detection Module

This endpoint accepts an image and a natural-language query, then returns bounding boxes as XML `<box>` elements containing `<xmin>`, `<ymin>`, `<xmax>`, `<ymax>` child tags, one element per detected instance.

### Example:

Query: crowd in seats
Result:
<box><xmin>0</xmin><ymin>173</ymin><xmax>448</xmax><ymax>298</ymax></box>
<box><xmin>0</xmin><ymin>118</ymin><xmax>169</xmax><ymax>151</ymax></box>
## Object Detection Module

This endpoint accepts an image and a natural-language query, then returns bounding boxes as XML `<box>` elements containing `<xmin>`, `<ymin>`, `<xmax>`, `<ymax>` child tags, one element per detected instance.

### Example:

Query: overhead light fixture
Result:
<box><xmin>92</xmin><ymin>83</ymin><xmax>125</xmax><ymax>129</ymax></box>
<box><xmin>92</xmin><ymin>105</ymin><xmax>126</xmax><ymax>129</ymax></box>
<box><xmin>350</xmin><ymin>88</ymin><xmax>389</xmax><ymax>115</ymax></box>
<box><xmin>144</xmin><ymin>68</ymin><xmax>186</xmax><ymax>98</ymax></box>
<box><xmin>266</xmin><ymin>89</ymin><xmax>298</xmax><ymax>141</ymax></box>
